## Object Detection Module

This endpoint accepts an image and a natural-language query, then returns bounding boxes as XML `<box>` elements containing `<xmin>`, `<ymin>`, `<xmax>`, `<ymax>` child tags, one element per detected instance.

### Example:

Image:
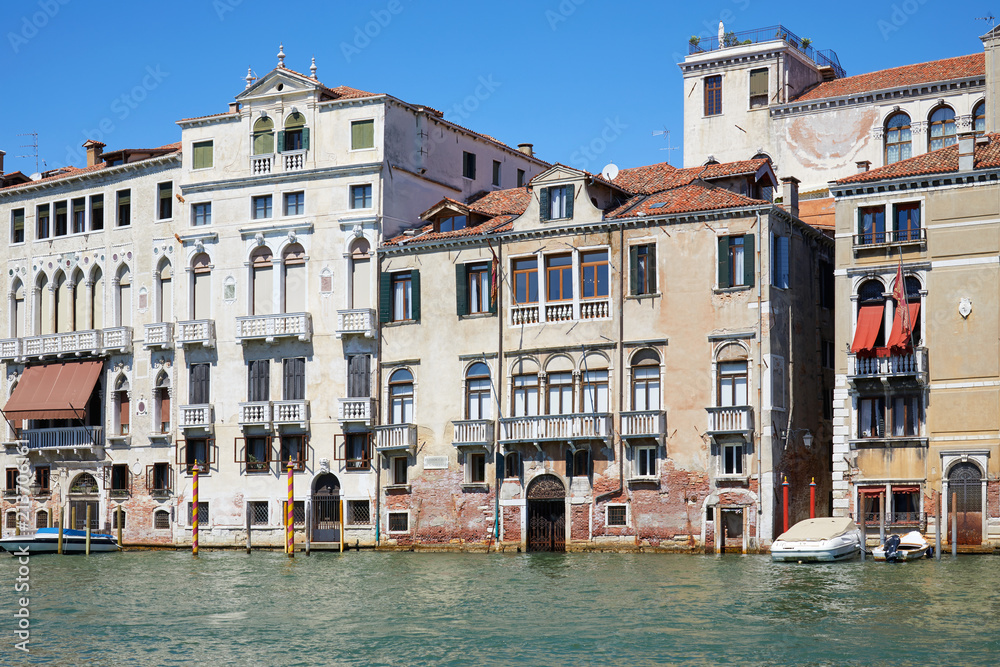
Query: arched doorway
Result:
<box><xmin>526</xmin><ymin>475</ymin><xmax>566</xmax><ymax>552</ymax></box>
<box><xmin>68</xmin><ymin>473</ymin><xmax>100</xmax><ymax>531</ymax></box>
<box><xmin>949</xmin><ymin>462</ymin><xmax>983</xmax><ymax>545</ymax></box>
<box><xmin>311</xmin><ymin>473</ymin><xmax>341</xmax><ymax>543</ymax></box>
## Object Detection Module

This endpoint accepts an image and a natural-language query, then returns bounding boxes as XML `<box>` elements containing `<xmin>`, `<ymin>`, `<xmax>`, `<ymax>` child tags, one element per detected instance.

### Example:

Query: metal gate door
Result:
<box><xmin>527</xmin><ymin>500</ymin><xmax>565</xmax><ymax>552</ymax></box>
<box><xmin>312</xmin><ymin>495</ymin><xmax>341</xmax><ymax>543</ymax></box>
<box><xmin>69</xmin><ymin>501</ymin><xmax>99</xmax><ymax>531</ymax></box>
<box><xmin>949</xmin><ymin>462</ymin><xmax>982</xmax><ymax>545</ymax></box>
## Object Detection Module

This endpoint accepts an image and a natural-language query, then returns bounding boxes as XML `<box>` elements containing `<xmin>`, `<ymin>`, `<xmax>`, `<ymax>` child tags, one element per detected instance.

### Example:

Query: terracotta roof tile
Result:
<box><xmin>615</xmin><ymin>159</ymin><xmax>770</xmax><ymax>194</ymax></box>
<box><xmin>794</xmin><ymin>53</ymin><xmax>984</xmax><ymax>102</ymax></box>
<box><xmin>607</xmin><ymin>183</ymin><xmax>767</xmax><ymax>219</ymax></box>
<box><xmin>835</xmin><ymin>133</ymin><xmax>1000</xmax><ymax>184</ymax></box>
<box><xmin>384</xmin><ymin>215</ymin><xmax>514</xmax><ymax>246</ymax></box>
<box><xmin>468</xmin><ymin>188</ymin><xmax>532</xmax><ymax>217</ymax></box>
<box><xmin>0</xmin><ymin>142</ymin><xmax>181</xmax><ymax>192</ymax></box>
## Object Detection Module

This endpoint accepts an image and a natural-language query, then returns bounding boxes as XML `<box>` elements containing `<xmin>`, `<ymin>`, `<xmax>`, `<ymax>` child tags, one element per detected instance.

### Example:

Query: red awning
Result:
<box><xmin>892</xmin><ymin>486</ymin><xmax>920</xmax><ymax>494</ymax></box>
<box><xmin>858</xmin><ymin>487</ymin><xmax>886</xmax><ymax>496</ymax></box>
<box><xmin>887</xmin><ymin>302</ymin><xmax>920</xmax><ymax>350</ymax></box>
<box><xmin>850</xmin><ymin>305</ymin><xmax>884</xmax><ymax>355</ymax></box>
<box><xmin>3</xmin><ymin>361</ymin><xmax>103</xmax><ymax>420</ymax></box>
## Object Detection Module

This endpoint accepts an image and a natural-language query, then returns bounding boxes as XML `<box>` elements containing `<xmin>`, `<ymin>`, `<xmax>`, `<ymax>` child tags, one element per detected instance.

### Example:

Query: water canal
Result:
<box><xmin>2</xmin><ymin>550</ymin><xmax>999</xmax><ymax>666</ymax></box>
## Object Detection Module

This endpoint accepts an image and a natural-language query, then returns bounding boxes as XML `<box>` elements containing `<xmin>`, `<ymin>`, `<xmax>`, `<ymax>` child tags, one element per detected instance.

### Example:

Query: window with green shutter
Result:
<box><xmin>11</xmin><ymin>208</ymin><xmax>24</xmax><ymax>244</ymax></box>
<box><xmin>351</xmin><ymin>119</ymin><xmax>374</xmax><ymax>150</ymax></box>
<box><xmin>718</xmin><ymin>234</ymin><xmax>754</xmax><ymax>288</ymax></box>
<box><xmin>252</xmin><ymin>117</ymin><xmax>274</xmax><ymax>155</ymax></box>
<box><xmin>630</xmin><ymin>244</ymin><xmax>656</xmax><ymax>295</ymax></box>
<box><xmin>463</xmin><ymin>151</ymin><xmax>476</xmax><ymax>179</ymax></box>
<box><xmin>455</xmin><ymin>264</ymin><xmax>468</xmax><ymax>316</ymax></box>
<box><xmin>192</xmin><ymin>141</ymin><xmax>213</xmax><ymax>169</ymax></box>
<box><xmin>284</xmin><ymin>113</ymin><xmax>306</xmax><ymax>152</ymax></box>
<box><xmin>541</xmin><ymin>185</ymin><xmax>573</xmax><ymax>221</ymax></box>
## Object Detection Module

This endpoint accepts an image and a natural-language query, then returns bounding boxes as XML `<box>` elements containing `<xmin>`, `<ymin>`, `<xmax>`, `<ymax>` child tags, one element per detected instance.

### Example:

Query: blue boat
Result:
<box><xmin>0</xmin><ymin>527</ymin><xmax>120</xmax><ymax>554</ymax></box>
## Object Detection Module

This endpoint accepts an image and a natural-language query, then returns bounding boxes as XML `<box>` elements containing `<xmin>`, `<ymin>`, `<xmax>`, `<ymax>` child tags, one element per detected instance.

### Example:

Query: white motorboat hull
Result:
<box><xmin>771</xmin><ymin>537</ymin><xmax>861</xmax><ymax>562</ymax></box>
<box><xmin>0</xmin><ymin>528</ymin><xmax>120</xmax><ymax>554</ymax></box>
<box><xmin>873</xmin><ymin>531</ymin><xmax>930</xmax><ymax>561</ymax></box>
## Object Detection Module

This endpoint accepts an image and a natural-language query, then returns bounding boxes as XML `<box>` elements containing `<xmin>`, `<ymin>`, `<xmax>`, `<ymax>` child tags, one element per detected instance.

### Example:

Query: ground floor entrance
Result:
<box><xmin>526</xmin><ymin>475</ymin><xmax>566</xmax><ymax>552</ymax></box>
<box><xmin>949</xmin><ymin>462</ymin><xmax>982</xmax><ymax>545</ymax></box>
<box><xmin>311</xmin><ymin>473</ymin><xmax>342</xmax><ymax>543</ymax></box>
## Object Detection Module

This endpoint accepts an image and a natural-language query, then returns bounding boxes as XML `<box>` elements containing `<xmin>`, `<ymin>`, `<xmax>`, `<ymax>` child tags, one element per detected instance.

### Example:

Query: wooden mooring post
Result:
<box><xmin>116</xmin><ymin>505</ymin><xmax>123</xmax><ymax>549</ymax></box>
<box><xmin>951</xmin><ymin>491</ymin><xmax>957</xmax><ymax>558</ymax></box>
<box><xmin>85</xmin><ymin>504</ymin><xmax>92</xmax><ymax>556</ymax></box>
<box><xmin>57</xmin><ymin>507</ymin><xmax>63</xmax><ymax>555</ymax></box>
<box><xmin>935</xmin><ymin>491</ymin><xmax>942</xmax><ymax>561</ymax></box>
<box><xmin>245</xmin><ymin>504</ymin><xmax>252</xmax><ymax>554</ymax></box>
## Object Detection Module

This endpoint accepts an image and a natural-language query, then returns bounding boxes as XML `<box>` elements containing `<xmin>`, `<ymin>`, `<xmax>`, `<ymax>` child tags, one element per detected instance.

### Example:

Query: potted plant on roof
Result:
<box><xmin>801</xmin><ymin>38</ymin><xmax>812</xmax><ymax>50</ymax></box>
<box><xmin>689</xmin><ymin>35</ymin><xmax>701</xmax><ymax>49</ymax></box>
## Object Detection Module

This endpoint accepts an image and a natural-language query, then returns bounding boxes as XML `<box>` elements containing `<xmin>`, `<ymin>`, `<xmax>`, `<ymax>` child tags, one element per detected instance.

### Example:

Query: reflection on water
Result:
<box><xmin>1</xmin><ymin>551</ymin><xmax>999</xmax><ymax>666</ymax></box>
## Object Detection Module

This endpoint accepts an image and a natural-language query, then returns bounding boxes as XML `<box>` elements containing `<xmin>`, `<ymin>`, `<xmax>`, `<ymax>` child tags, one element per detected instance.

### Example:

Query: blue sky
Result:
<box><xmin>0</xmin><ymin>0</ymin><xmax>994</xmax><ymax>176</ymax></box>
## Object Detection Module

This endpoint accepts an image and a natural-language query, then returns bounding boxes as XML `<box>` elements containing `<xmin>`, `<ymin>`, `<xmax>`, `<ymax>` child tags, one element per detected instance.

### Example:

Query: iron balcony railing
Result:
<box><xmin>452</xmin><ymin>419</ymin><xmax>494</xmax><ymax>448</ymax></box>
<box><xmin>688</xmin><ymin>24</ymin><xmax>846</xmax><ymax>79</ymax></box>
<box><xmin>144</xmin><ymin>322</ymin><xmax>174</xmax><ymax>349</ymax></box>
<box><xmin>620</xmin><ymin>410</ymin><xmax>666</xmax><ymax>438</ymax></box>
<box><xmin>26</xmin><ymin>426</ymin><xmax>102</xmax><ymax>450</ymax></box>
<box><xmin>848</xmin><ymin>348</ymin><xmax>927</xmax><ymax>381</ymax></box>
<box><xmin>499</xmin><ymin>414</ymin><xmax>610</xmax><ymax>442</ymax></box>
<box><xmin>175</xmin><ymin>320</ymin><xmax>216</xmax><ymax>348</ymax></box>
<box><xmin>862</xmin><ymin>511</ymin><xmax>926</xmax><ymax>527</ymax></box>
<box><xmin>337</xmin><ymin>398</ymin><xmax>373</xmax><ymax>423</ymax></box>
<box><xmin>853</xmin><ymin>227</ymin><xmax>926</xmax><ymax>248</ymax></box>
<box><xmin>706</xmin><ymin>406</ymin><xmax>754</xmax><ymax>434</ymax></box>
<box><xmin>336</xmin><ymin>309</ymin><xmax>376</xmax><ymax>338</ymax></box>
<box><xmin>235</xmin><ymin>312</ymin><xmax>312</xmax><ymax>343</ymax></box>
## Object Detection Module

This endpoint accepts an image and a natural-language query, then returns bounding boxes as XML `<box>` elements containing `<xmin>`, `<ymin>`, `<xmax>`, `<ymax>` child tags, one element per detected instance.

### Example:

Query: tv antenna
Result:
<box><xmin>16</xmin><ymin>131</ymin><xmax>44</xmax><ymax>174</ymax></box>
<box><xmin>601</xmin><ymin>162</ymin><xmax>619</xmax><ymax>181</ymax></box>
<box><xmin>976</xmin><ymin>13</ymin><xmax>996</xmax><ymax>29</ymax></box>
<box><xmin>652</xmin><ymin>128</ymin><xmax>680</xmax><ymax>165</ymax></box>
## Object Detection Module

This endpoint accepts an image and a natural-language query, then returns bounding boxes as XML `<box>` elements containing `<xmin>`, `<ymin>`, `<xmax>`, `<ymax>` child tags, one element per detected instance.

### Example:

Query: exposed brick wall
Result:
<box><xmin>571</xmin><ymin>504</ymin><xmax>589</xmax><ymax>541</ymax></box>
<box><xmin>408</xmin><ymin>469</ymin><xmax>496</xmax><ymax>545</ymax></box>
<box><xmin>502</xmin><ymin>505</ymin><xmax>520</xmax><ymax>542</ymax></box>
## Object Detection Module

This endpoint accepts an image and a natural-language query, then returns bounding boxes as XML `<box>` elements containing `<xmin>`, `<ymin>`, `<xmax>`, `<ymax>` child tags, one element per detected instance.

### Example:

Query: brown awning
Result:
<box><xmin>892</xmin><ymin>485</ymin><xmax>920</xmax><ymax>494</ymax></box>
<box><xmin>3</xmin><ymin>361</ymin><xmax>103</xmax><ymax>420</ymax></box>
<box><xmin>858</xmin><ymin>487</ymin><xmax>886</xmax><ymax>496</ymax></box>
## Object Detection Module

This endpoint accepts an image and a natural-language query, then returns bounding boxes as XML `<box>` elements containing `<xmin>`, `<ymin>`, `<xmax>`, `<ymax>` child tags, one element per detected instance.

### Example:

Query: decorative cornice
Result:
<box><xmin>770</xmin><ymin>76</ymin><xmax>984</xmax><ymax>119</ymax></box>
<box><xmin>179</xmin><ymin>162</ymin><xmax>381</xmax><ymax>195</ymax></box>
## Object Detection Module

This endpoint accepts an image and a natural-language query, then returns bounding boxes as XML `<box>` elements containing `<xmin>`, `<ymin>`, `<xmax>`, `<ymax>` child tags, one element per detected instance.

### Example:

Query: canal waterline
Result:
<box><xmin>2</xmin><ymin>551</ymin><xmax>999</xmax><ymax>666</ymax></box>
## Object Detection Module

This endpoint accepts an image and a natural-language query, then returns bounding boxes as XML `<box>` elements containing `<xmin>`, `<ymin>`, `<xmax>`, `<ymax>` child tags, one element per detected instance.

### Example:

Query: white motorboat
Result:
<box><xmin>0</xmin><ymin>527</ymin><xmax>120</xmax><ymax>554</ymax></box>
<box><xmin>873</xmin><ymin>530</ymin><xmax>930</xmax><ymax>562</ymax></box>
<box><xmin>770</xmin><ymin>517</ymin><xmax>861</xmax><ymax>562</ymax></box>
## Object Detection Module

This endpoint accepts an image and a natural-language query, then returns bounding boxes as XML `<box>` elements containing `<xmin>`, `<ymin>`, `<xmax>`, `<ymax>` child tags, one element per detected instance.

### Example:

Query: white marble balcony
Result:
<box><xmin>235</xmin><ymin>313</ymin><xmax>312</xmax><ymax>344</ymax></box>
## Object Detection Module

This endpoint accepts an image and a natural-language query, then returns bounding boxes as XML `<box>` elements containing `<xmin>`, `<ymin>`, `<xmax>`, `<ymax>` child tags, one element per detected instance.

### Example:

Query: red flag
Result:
<box><xmin>892</xmin><ymin>258</ymin><xmax>910</xmax><ymax>337</ymax></box>
<box><xmin>487</xmin><ymin>239</ymin><xmax>500</xmax><ymax>306</ymax></box>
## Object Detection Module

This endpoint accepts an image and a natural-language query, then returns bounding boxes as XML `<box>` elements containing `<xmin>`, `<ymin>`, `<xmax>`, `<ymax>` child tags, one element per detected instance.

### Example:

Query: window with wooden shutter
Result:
<box><xmin>192</xmin><ymin>141</ymin><xmax>213</xmax><ymax>169</ymax></box>
<box><xmin>283</xmin><ymin>357</ymin><xmax>305</xmax><ymax>401</ymax></box>
<box><xmin>704</xmin><ymin>75</ymin><xmax>722</xmax><ymax>116</ymax></box>
<box><xmin>190</xmin><ymin>363</ymin><xmax>210</xmax><ymax>404</ymax></box>
<box><xmin>749</xmin><ymin>68</ymin><xmax>768</xmax><ymax>108</ymax></box>
<box><xmin>463</xmin><ymin>151</ymin><xmax>476</xmax><ymax>179</ymax></box>
<box><xmin>455</xmin><ymin>263</ymin><xmax>468</xmax><ymax>316</ymax></box>
<box><xmin>351</xmin><ymin>119</ymin><xmax>374</xmax><ymax>149</ymax></box>
<box><xmin>248</xmin><ymin>359</ymin><xmax>269</xmax><ymax>402</ymax></box>
<box><xmin>347</xmin><ymin>355</ymin><xmax>370</xmax><ymax>398</ymax></box>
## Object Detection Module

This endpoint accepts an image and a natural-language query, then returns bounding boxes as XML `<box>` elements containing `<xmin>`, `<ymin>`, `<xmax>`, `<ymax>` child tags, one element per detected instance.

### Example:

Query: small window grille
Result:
<box><xmin>36</xmin><ymin>511</ymin><xmax>48</xmax><ymax>529</ymax></box>
<box><xmin>607</xmin><ymin>505</ymin><xmax>627</xmax><ymax>527</ymax></box>
<box><xmin>347</xmin><ymin>500</ymin><xmax>371</xmax><ymax>525</ymax></box>
<box><xmin>154</xmin><ymin>510</ymin><xmax>170</xmax><ymax>530</ymax></box>
<box><xmin>389</xmin><ymin>512</ymin><xmax>409</xmax><ymax>532</ymax></box>
<box><xmin>112</xmin><ymin>508</ymin><xmax>126</xmax><ymax>530</ymax></box>
<box><xmin>249</xmin><ymin>501</ymin><xmax>269</xmax><ymax>526</ymax></box>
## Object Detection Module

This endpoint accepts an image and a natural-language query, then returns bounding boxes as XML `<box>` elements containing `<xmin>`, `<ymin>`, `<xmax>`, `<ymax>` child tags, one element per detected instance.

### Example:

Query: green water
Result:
<box><xmin>1</xmin><ymin>550</ymin><xmax>998</xmax><ymax>666</ymax></box>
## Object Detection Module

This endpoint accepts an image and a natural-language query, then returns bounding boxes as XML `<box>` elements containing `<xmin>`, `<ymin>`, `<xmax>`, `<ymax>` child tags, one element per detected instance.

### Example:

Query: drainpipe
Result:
<box><xmin>756</xmin><ymin>210</ymin><xmax>764</xmax><ymax>551</ymax></box>
<box><xmin>596</xmin><ymin>225</ymin><xmax>626</xmax><ymax>504</ymax></box>
<box><xmin>375</xmin><ymin>248</ymin><xmax>383</xmax><ymax>547</ymax></box>
<box><xmin>495</xmin><ymin>238</ymin><xmax>503</xmax><ymax>544</ymax></box>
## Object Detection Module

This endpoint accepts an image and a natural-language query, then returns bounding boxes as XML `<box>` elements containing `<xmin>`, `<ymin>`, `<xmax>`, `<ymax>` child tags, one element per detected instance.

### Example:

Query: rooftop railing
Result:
<box><xmin>688</xmin><ymin>25</ymin><xmax>846</xmax><ymax>79</ymax></box>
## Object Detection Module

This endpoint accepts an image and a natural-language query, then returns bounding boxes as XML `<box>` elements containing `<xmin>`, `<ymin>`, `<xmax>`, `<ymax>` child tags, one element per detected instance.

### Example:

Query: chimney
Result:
<box><xmin>0</xmin><ymin>149</ymin><xmax>5</xmax><ymax>173</ymax></box>
<box><xmin>83</xmin><ymin>139</ymin><xmax>105</xmax><ymax>168</ymax></box>
<box><xmin>228</xmin><ymin>101</ymin><xmax>241</xmax><ymax>113</ymax></box>
<box><xmin>958</xmin><ymin>132</ymin><xmax>975</xmax><ymax>172</ymax></box>
<box><xmin>517</xmin><ymin>143</ymin><xmax>534</xmax><ymax>158</ymax></box>
<box><xmin>855</xmin><ymin>160</ymin><xmax>871</xmax><ymax>174</ymax></box>
<box><xmin>780</xmin><ymin>176</ymin><xmax>800</xmax><ymax>219</ymax></box>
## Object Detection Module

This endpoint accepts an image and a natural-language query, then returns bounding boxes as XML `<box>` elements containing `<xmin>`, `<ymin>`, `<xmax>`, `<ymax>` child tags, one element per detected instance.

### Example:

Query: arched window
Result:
<box><xmin>511</xmin><ymin>359</ymin><xmax>539</xmax><ymax>417</ymax></box>
<box><xmin>282</xmin><ymin>112</ymin><xmax>308</xmax><ymax>152</ymax></box>
<box><xmin>974</xmin><ymin>100</ymin><xmax>986</xmax><ymax>135</ymax></box>
<box><xmin>54</xmin><ymin>271</ymin><xmax>71</xmax><ymax>333</ymax></box>
<box><xmin>35</xmin><ymin>273</ymin><xmax>50</xmax><ymax>335</ymax></box>
<box><xmin>35</xmin><ymin>510</ymin><xmax>48</xmax><ymax>529</ymax></box>
<box><xmin>350</xmin><ymin>238</ymin><xmax>371</xmax><ymax>309</ymax></box>
<box><xmin>116</xmin><ymin>266</ymin><xmax>131</xmax><ymax>327</ymax></box>
<box><xmin>154</xmin><ymin>372</ymin><xmax>171</xmax><ymax>433</ymax></box>
<box><xmin>252</xmin><ymin>116</ymin><xmax>274</xmax><ymax>155</ymax></box>
<box><xmin>72</xmin><ymin>269</ymin><xmax>86</xmax><ymax>331</ymax></box>
<box><xmin>388</xmin><ymin>369</ymin><xmax>414</xmax><ymax>424</ymax></box>
<box><xmin>70</xmin><ymin>473</ymin><xmax>99</xmax><ymax>494</ymax></box>
<box><xmin>282</xmin><ymin>243</ymin><xmax>306</xmax><ymax>313</ymax></box>
<box><xmin>466</xmin><ymin>363</ymin><xmax>491</xmax><ymax>420</ymax></box>
<box><xmin>581</xmin><ymin>354</ymin><xmax>609</xmax><ymax>413</ymax></box>
<box><xmin>115</xmin><ymin>375</ymin><xmax>130</xmax><ymax>435</ymax></box>
<box><xmin>855</xmin><ymin>279</ymin><xmax>888</xmax><ymax>350</ymax></box>
<box><xmin>10</xmin><ymin>279</ymin><xmax>24</xmax><ymax>338</ymax></box>
<box><xmin>191</xmin><ymin>253</ymin><xmax>211</xmax><ymax>320</ymax></box>
<box><xmin>545</xmin><ymin>356</ymin><xmax>575</xmax><ymax>415</ymax></box>
<box><xmin>156</xmin><ymin>260</ymin><xmax>172</xmax><ymax>323</ymax></box>
<box><xmin>885</xmin><ymin>112</ymin><xmax>912</xmax><ymax>164</ymax></box>
<box><xmin>154</xmin><ymin>510</ymin><xmax>170</xmax><ymax>530</ymax></box>
<box><xmin>91</xmin><ymin>267</ymin><xmax>104</xmax><ymax>329</ymax></box>
<box><xmin>250</xmin><ymin>246</ymin><xmax>273</xmax><ymax>315</ymax></box>
<box><xmin>928</xmin><ymin>106</ymin><xmax>956</xmax><ymax>151</ymax></box>
<box><xmin>716</xmin><ymin>344</ymin><xmax>748</xmax><ymax>407</ymax></box>
<box><xmin>631</xmin><ymin>349</ymin><xmax>661</xmax><ymax>411</ymax></box>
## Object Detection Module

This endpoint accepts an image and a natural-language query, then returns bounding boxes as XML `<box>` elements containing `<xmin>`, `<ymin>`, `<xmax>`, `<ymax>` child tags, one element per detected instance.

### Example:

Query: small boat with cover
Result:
<box><xmin>873</xmin><ymin>530</ymin><xmax>930</xmax><ymax>561</ymax></box>
<box><xmin>770</xmin><ymin>517</ymin><xmax>861</xmax><ymax>562</ymax></box>
<box><xmin>0</xmin><ymin>527</ymin><xmax>120</xmax><ymax>554</ymax></box>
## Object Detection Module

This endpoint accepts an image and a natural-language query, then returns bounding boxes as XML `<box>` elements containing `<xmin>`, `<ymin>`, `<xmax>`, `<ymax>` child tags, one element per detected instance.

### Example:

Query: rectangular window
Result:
<box><xmin>636</xmin><ymin>446</ymin><xmax>656</xmax><ymax>477</ymax></box>
<box><xmin>517</xmin><ymin>169</ymin><xmax>525</xmax><ymax>187</ymax></box>
<box><xmin>492</xmin><ymin>160</ymin><xmax>501</xmax><ymax>187</ymax></box>
<box><xmin>512</xmin><ymin>375</ymin><xmax>538</xmax><ymax>417</ymax></box>
<box><xmin>158</xmin><ymin>182</ymin><xmax>173</xmax><ymax>220</ymax></box>
<box><xmin>90</xmin><ymin>195</ymin><xmax>104</xmax><ymax>231</ymax></box>
<box><xmin>581</xmin><ymin>370</ymin><xmax>609</xmax><ymax>413</ymax></box>
<box><xmin>283</xmin><ymin>357</ymin><xmax>306</xmax><ymax>400</ymax></box>
<box><xmin>280</xmin><ymin>435</ymin><xmax>305</xmax><ymax>472</ymax></box>
<box><xmin>858</xmin><ymin>205</ymin><xmax>886</xmax><ymax>245</ymax></box>
<box><xmin>55</xmin><ymin>201</ymin><xmax>68</xmax><ymax>236</ymax></box>
<box><xmin>392</xmin><ymin>456</ymin><xmax>408</xmax><ymax>485</ymax></box>
<box><xmin>187</xmin><ymin>502</ymin><xmax>210</xmax><ymax>526</ymax></box>
<box><xmin>388</xmin><ymin>512</ymin><xmax>408</xmax><ymax>532</ymax></box>
<box><xmin>110</xmin><ymin>463</ymin><xmax>129</xmax><ymax>495</ymax></box>
<box><xmin>347</xmin><ymin>500</ymin><xmax>371</xmax><ymax>525</ymax></box>
<box><xmin>438</xmin><ymin>215</ymin><xmax>466</xmax><ymax>233</ymax></box>
<box><xmin>11</xmin><ymin>208</ymin><xmax>24</xmax><ymax>244</ymax></box>
<box><xmin>718</xmin><ymin>361</ymin><xmax>748</xmax><ymax>407</ymax></box>
<box><xmin>191</xmin><ymin>202</ymin><xmax>211</xmax><ymax>226</ymax></box>
<box><xmin>819</xmin><ymin>259</ymin><xmax>834</xmax><ymax>309</ymax></box>
<box><xmin>284</xmin><ymin>191</ymin><xmax>305</xmax><ymax>216</ymax></box>
<box><xmin>467</xmin><ymin>452</ymin><xmax>486</xmax><ymax>484</ymax></box>
<box><xmin>189</xmin><ymin>363</ymin><xmax>211</xmax><ymax>404</ymax></box>
<box><xmin>718</xmin><ymin>234</ymin><xmax>754</xmax><ymax>288</ymax></box>
<box><xmin>351</xmin><ymin>119</ymin><xmax>374</xmax><ymax>150</ymax></box>
<box><xmin>772</xmin><ymin>234</ymin><xmax>789</xmax><ymax>289</ymax></box>
<box><xmin>35</xmin><ymin>466</ymin><xmax>50</xmax><ymax>493</ymax></box>
<box><xmin>185</xmin><ymin>438</ymin><xmax>211</xmax><ymax>474</ymax></box>
<box><xmin>247</xmin><ymin>359</ymin><xmax>270</xmax><ymax>402</ymax></box>
<box><xmin>504</xmin><ymin>451</ymin><xmax>522</xmax><ymax>479</ymax></box>
<box><xmin>345</xmin><ymin>433</ymin><xmax>371</xmax><ymax>470</ymax></box>
<box><xmin>630</xmin><ymin>244</ymin><xmax>656</xmax><ymax>295</ymax></box>
<box><xmin>749</xmin><ymin>68</ymin><xmax>768</xmax><ymax>108</ymax></box>
<box><xmin>547</xmin><ymin>372</ymin><xmax>574</xmax><ymax>415</ymax></box>
<box><xmin>607</xmin><ymin>505</ymin><xmax>627</xmax><ymax>527</ymax></box>
<box><xmin>891</xmin><ymin>395</ymin><xmax>921</xmax><ymax>437</ymax></box>
<box><xmin>148</xmin><ymin>462</ymin><xmax>171</xmax><ymax>494</ymax></box>
<box><xmin>894</xmin><ymin>202</ymin><xmax>921</xmax><ymax>242</ymax></box>
<box><xmin>4</xmin><ymin>468</ymin><xmax>16</xmax><ymax>493</ymax></box>
<box><xmin>859</xmin><ymin>396</ymin><xmax>886</xmax><ymax>439</ymax></box>
<box><xmin>704</xmin><ymin>74</ymin><xmax>722</xmax><ymax>115</ymax></box>
<box><xmin>540</xmin><ymin>184</ymin><xmax>574</xmax><ymax>221</ymax></box>
<box><xmin>117</xmin><ymin>190</ymin><xmax>131</xmax><ymax>227</ymax></box>
<box><xmin>391</xmin><ymin>272</ymin><xmax>414</xmax><ymax>321</ymax></box>
<box><xmin>463</xmin><ymin>151</ymin><xmax>476</xmax><ymax>179</ymax></box>
<box><xmin>154</xmin><ymin>510</ymin><xmax>170</xmax><ymax>529</ymax></box>
<box><xmin>249</xmin><ymin>501</ymin><xmax>269</xmax><ymax>526</ymax></box>
<box><xmin>546</xmin><ymin>254</ymin><xmax>573</xmax><ymax>302</ymax></box>
<box><xmin>192</xmin><ymin>140</ymin><xmax>213</xmax><ymax>169</ymax></box>
<box><xmin>632</xmin><ymin>365</ymin><xmax>660</xmax><ymax>411</ymax></box>
<box><xmin>350</xmin><ymin>184</ymin><xmax>372</xmax><ymax>209</ymax></box>
<box><xmin>252</xmin><ymin>195</ymin><xmax>272</xmax><ymax>219</ymax></box>
<box><xmin>580</xmin><ymin>250</ymin><xmax>609</xmax><ymax>299</ymax></box>
<box><xmin>36</xmin><ymin>204</ymin><xmax>50</xmax><ymax>239</ymax></box>
<box><xmin>244</xmin><ymin>436</ymin><xmax>271</xmax><ymax>473</ymax></box>
<box><xmin>72</xmin><ymin>198</ymin><xmax>86</xmax><ymax>233</ymax></box>
<box><xmin>512</xmin><ymin>258</ymin><xmax>538</xmax><ymax>304</ymax></box>
<box><xmin>347</xmin><ymin>355</ymin><xmax>370</xmax><ymax>398</ymax></box>
<box><xmin>466</xmin><ymin>262</ymin><xmax>491</xmax><ymax>315</ymax></box>
<box><xmin>722</xmin><ymin>443</ymin><xmax>744</xmax><ymax>475</ymax></box>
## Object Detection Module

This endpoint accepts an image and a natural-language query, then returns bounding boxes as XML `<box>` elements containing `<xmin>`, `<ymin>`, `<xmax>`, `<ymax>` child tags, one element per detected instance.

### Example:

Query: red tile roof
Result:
<box><xmin>615</xmin><ymin>159</ymin><xmax>770</xmax><ymax>194</ymax></box>
<box><xmin>0</xmin><ymin>143</ymin><xmax>181</xmax><ymax>192</ymax></box>
<box><xmin>468</xmin><ymin>188</ymin><xmax>532</xmax><ymax>217</ymax></box>
<box><xmin>607</xmin><ymin>183</ymin><xmax>766</xmax><ymax>219</ymax></box>
<box><xmin>794</xmin><ymin>53</ymin><xmax>984</xmax><ymax>102</ymax></box>
<box><xmin>835</xmin><ymin>133</ymin><xmax>1000</xmax><ymax>184</ymax></box>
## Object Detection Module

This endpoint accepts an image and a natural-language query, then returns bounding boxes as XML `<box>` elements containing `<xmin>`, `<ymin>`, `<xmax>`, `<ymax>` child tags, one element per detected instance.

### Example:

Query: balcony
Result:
<box><xmin>853</xmin><ymin>227</ymin><xmax>927</xmax><ymax>251</ymax></box>
<box><xmin>282</xmin><ymin>150</ymin><xmax>307</xmax><ymax>171</ymax></box>
<box><xmin>25</xmin><ymin>426</ymin><xmax>102</xmax><ymax>451</ymax></box>
<box><xmin>510</xmin><ymin>298</ymin><xmax>611</xmax><ymax>327</ymax></box>
<box><xmin>176</xmin><ymin>320</ymin><xmax>216</xmax><ymax>348</ymax></box>
<box><xmin>336</xmin><ymin>309</ymin><xmax>376</xmax><ymax>338</ymax></box>
<box><xmin>706</xmin><ymin>406</ymin><xmax>754</xmax><ymax>435</ymax></box>
<box><xmin>0</xmin><ymin>327</ymin><xmax>133</xmax><ymax>362</ymax></box>
<box><xmin>848</xmin><ymin>348</ymin><xmax>927</xmax><ymax>384</ymax></box>
<box><xmin>374</xmin><ymin>424</ymin><xmax>417</xmax><ymax>454</ymax></box>
<box><xmin>102</xmin><ymin>327</ymin><xmax>132</xmax><ymax>353</ymax></box>
<box><xmin>178</xmin><ymin>404</ymin><xmax>214</xmax><ymax>430</ymax></box>
<box><xmin>499</xmin><ymin>414</ymin><xmax>611</xmax><ymax>443</ymax></box>
<box><xmin>338</xmin><ymin>398</ymin><xmax>373</xmax><ymax>423</ymax></box>
<box><xmin>861</xmin><ymin>512</ymin><xmax>927</xmax><ymax>529</ymax></box>
<box><xmin>621</xmin><ymin>410</ymin><xmax>666</xmax><ymax>439</ymax></box>
<box><xmin>250</xmin><ymin>154</ymin><xmax>273</xmax><ymax>175</ymax></box>
<box><xmin>452</xmin><ymin>419</ymin><xmax>494</xmax><ymax>451</ymax></box>
<box><xmin>238</xmin><ymin>401</ymin><xmax>271</xmax><ymax>427</ymax></box>
<box><xmin>850</xmin><ymin>435</ymin><xmax>928</xmax><ymax>450</ymax></box>
<box><xmin>273</xmin><ymin>400</ymin><xmax>309</xmax><ymax>428</ymax></box>
<box><xmin>687</xmin><ymin>24</ymin><xmax>846</xmax><ymax>79</ymax></box>
<box><xmin>236</xmin><ymin>312</ymin><xmax>312</xmax><ymax>344</ymax></box>
<box><xmin>144</xmin><ymin>322</ymin><xmax>174</xmax><ymax>349</ymax></box>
